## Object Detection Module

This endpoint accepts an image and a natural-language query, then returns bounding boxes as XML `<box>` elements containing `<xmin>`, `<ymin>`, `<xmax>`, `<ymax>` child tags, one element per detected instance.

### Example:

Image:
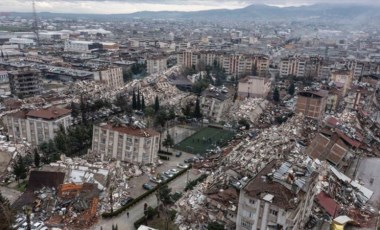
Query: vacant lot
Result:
<box><xmin>174</xmin><ymin>127</ymin><xmax>234</xmax><ymax>155</ymax></box>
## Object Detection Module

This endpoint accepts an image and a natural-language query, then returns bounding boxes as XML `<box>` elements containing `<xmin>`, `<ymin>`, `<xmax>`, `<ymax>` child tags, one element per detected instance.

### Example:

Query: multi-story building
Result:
<box><xmin>295</xmin><ymin>90</ymin><xmax>328</xmax><ymax>120</ymax></box>
<box><xmin>236</xmin><ymin>160</ymin><xmax>318</xmax><ymax>230</ymax></box>
<box><xmin>4</xmin><ymin>107</ymin><xmax>72</xmax><ymax>146</ymax></box>
<box><xmin>200</xmin><ymin>89</ymin><xmax>231</xmax><ymax>122</ymax></box>
<box><xmin>237</xmin><ymin>76</ymin><xmax>271</xmax><ymax>99</ymax></box>
<box><xmin>330</xmin><ymin>69</ymin><xmax>353</xmax><ymax>96</ymax></box>
<box><xmin>147</xmin><ymin>56</ymin><xmax>167</xmax><ymax>74</ymax></box>
<box><xmin>177</xmin><ymin>50</ymin><xmax>198</xmax><ymax>69</ymax></box>
<box><xmin>94</xmin><ymin>67</ymin><xmax>124</xmax><ymax>89</ymax></box>
<box><xmin>0</xmin><ymin>70</ymin><xmax>11</xmax><ymax>96</ymax></box>
<box><xmin>177</xmin><ymin>51</ymin><xmax>269</xmax><ymax>78</ymax></box>
<box><xmin>91</xmin><ymin>122</ymin><xmax>160</xmax><ymax>164</ymax></box>
<box><xmin>8</xmin><ymin>69</ymin><xmax>42</xmax><ymax>98</ymax></box>
<box><xmin>280</xmin><ymin>56</ymin><xmax>306</xmax><ymax>78</ymax></box>
<box><xmin>64</xmin><ymin>40</ymin><xmax>119</xmax><ymax>53</ymax></box>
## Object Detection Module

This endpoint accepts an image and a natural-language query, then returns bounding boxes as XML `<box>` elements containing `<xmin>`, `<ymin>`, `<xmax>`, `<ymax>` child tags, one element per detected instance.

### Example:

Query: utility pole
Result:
<box><xmin>32</xmin><ymin>0</ymin><xmax>40</xmax><ymax>47</ymax></box>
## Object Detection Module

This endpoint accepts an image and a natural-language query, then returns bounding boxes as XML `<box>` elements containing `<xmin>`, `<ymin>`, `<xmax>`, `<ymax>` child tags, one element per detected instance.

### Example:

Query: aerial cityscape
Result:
<box><xmin>1</xmin><ymin>0</ymin><xmax>380</xmax><ymax>230</ymax></box>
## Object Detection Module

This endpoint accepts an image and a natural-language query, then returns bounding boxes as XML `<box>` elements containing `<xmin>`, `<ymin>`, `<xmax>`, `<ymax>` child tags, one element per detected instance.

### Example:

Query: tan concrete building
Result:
<box><xmin>238</xmin><ymin>76</ymin><xmax>271</xmax><ymax>99</ymax></box>
<box><xmin>94</xmin><ymin>67</ymin><xmax>124</xmax><ymax>89</ymax></box>
<box><xmin>236</xmin><ymin>160</ymin><xmax>318</xmax><ymax>230</ymax></box>
<box><xmin>4</xmin><ymin>107</ymin><xmax>72</xmax><ymax>146</ymax></box>
<box><xmin>295</xmin><ymin>90</ymin><xmax>328</xmax><ymax>120</ymax></box>
<box><xmin>177</xmin><ymin>50</ymin><xmax>198</xmax><ymax>69</ymax></box>
<box><xmin>330</xmin><ymin>69</ymin><xmax>353</xmax><ymax>96</ymax></box>
<box><xmin>147</xmin><ymin>56</ymin><xmax>167</xmax><ymax>74</ymax></box>
<box><xmin>91</xmin><ymin>122</ymin><xmax>160</xmax><ymax>164</ymax></box>
<box><xmin>280</xmin><ymin>56</ymin><xmax>306</xmax><ymax>78</ymax></box>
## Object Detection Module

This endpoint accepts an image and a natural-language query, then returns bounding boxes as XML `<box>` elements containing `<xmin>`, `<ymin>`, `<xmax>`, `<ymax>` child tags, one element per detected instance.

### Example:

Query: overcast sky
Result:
<box><xmin>0</xmin><ymin>0</ymin><xmax>378</xmax><ymax>14</ymax></box>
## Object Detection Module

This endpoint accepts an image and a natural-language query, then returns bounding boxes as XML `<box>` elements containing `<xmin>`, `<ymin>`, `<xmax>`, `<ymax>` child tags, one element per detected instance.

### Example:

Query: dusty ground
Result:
<box><xmin>0</xmin><ymin>151</ymin><xmax>11</xmax><ymax>176</ymax></box>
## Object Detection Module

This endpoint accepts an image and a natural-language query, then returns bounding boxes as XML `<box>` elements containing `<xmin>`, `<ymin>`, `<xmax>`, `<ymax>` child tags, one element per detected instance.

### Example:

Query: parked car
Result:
<box><xmin>142</xmin><ymin>183</ymin><xmax>155</xmax><ymax>190</ymax></box>
<box><xmin>184</xmin><ymin>158</ymin><xmax>193</xmax><ymax>163</ymax></box>
<box><xmin>170</xmin><ymin>168</ymin><xmax>179</xmax><ymax>174</ymax></box>
<box><xmin>31</xmin><ymin>221</ymin><xmax>44</xmax><ymax>230</ymax></box>
<box><xmin>158</xmin><ymin>174</ymin><xmax>169</xmax><ymax>182</ymax></box>
<box><xmin>40</xmin><ymin>227</ymin><xmax>48</xmax><ymax>230</ymax></box>
<box><xmin>12</xmin><ymin>217</ymin><xmax>25</xmax><ymax>229</ymax></box>
<box><xmin>176</xmin><ymin>152</ymin><xmax>182</xmax><ymax>157</ymax></box>
<box><xmin>150</xmin><ymin>176</ymin><xmax>163</xmax><ymax>184</ymax></box>
<box><xmin>164</xmin><ymin>171</ymin><xmax>174</xmax><ymax>178</ymax></box>
<box><xmin>177</xmin><ymin>163</ymin><xmax>189</xmax><ymax>169</ymax></box>
<box><xmin>121</xmin><ymin>197</ymin><xmax>134</xmax><ymax>206</ymax></box>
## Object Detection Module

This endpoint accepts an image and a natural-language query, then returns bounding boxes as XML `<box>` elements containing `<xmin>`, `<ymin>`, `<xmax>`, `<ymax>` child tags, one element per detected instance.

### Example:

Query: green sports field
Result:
<box><xmin>174</xmin><ymin>127</ymin><xmax>235</xmax><ymax>155</ymax></box>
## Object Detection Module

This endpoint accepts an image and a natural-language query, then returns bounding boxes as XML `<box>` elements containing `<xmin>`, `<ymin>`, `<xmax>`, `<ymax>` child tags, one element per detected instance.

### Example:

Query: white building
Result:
<box><xmin>94</xmin><ymin>67</ymin><xmax>124</xmax><ymax>89</ymax></box>
<box><xmin>147</xmin><ymin>56</ymin><xmax>167</xmax><ymax>74</ymax></box>
<box><xmin>8</xmin><ymin>38</ymin><xmax>35</xmax><ymax>48</ymax></box>
<box><xmin>4</xmin><ymin>107</ymin><xmax>72</xmax><ymax>146</ymax></box>
<box><xmin>238</xmin><ymin>76</ymin><xmax>271</xmax><ymax>99</ymax></box>
<box><xmin>0</xmin><ymin>71</ymin><xmax>10</xmax><ymax>96</ymax></box>
<box><xmin>91</xmin><ymin>122</ymin><xmax>160</xmax><ymax>164</ymax></box>
<box><xmin>236</xmin><ymin>160</ymin><xmax>318</xmax><ymax>230</ymax></box>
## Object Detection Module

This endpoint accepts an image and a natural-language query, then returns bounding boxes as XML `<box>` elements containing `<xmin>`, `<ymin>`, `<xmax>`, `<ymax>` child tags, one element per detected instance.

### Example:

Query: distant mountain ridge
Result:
<box><xmin>6</xmin><ymin>4</ymin><xmax>380</xmax><ymax>23</ymax></box>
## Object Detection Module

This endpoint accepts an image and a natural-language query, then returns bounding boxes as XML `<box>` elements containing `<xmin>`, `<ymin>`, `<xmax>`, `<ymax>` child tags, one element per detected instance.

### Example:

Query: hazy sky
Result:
<box><xmin>0</xmin><ymin>0</ymin><xmax>378</xmax><ymax>14</ymax></box>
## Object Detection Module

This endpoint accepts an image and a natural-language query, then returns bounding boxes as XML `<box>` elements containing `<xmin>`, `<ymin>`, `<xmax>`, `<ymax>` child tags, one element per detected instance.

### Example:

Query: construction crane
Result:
<box><xmin>32</xmin><ymin>0</ymin><xmax>40</xmax><ymax>47</ymax></box>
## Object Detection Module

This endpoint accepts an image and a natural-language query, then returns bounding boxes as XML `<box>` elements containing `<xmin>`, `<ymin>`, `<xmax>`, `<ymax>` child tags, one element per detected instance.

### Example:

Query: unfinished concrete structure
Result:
<box><xmin>8</xmin><ymin>69</ymin><xmax>42</xmax><ymax>98</ymax></box>
<box><xmin>296</xmin><ymin>90</ymin><xmax>328</xmax><ymax>120</ymax></box>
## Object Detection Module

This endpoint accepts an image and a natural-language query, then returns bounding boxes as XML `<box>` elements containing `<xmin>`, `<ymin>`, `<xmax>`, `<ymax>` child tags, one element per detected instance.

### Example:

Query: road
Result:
<box><xmin>93</xmin><ymin>168</ymin><xmax>200</xmax><ymax>230</ymax></box>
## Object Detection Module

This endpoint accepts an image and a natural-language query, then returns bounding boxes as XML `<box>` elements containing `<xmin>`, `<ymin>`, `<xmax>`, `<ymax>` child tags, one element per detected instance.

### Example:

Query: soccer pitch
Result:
<box><xmin>174</xmin><ymin>127</ymin><xmax>235</xmax><ymax>155</ymax></box>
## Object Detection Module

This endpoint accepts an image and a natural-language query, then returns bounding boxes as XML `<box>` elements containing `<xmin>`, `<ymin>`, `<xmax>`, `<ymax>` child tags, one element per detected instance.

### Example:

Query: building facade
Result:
<box><xmin>8</xmin><ymin>69</ymin><xmax>42</xmax><ymax>98</ymax></box>
<box><xmin>0</xmin><ymin>70</ymin><xmax>11</xmax><ymax>96</ymax></box>
<box><xmin>330</xmin><ymin>69</ymin><xmax>353</xmax><ymax>96</ymax></box>
<box><xmin>147</xmin><ymin>56</ymin><xmax>167</xmax><ymax>74</ymax></box>
<box><xmin>238</xmin><ymin>76</ymin><xmax>271</xmax><ymax>99</ymax></box>
<box><xmin>4</xmin><ymin>107</ymin><xmax>72</xmax><ymax>146</ymax></box>
<box><xmin>236</xmin><ymin>160</ymin><xmax>318</xmax><ymax>230</ymax></box>
<box><xmin>91</xmin><ymin>123</ymin><xmax>160</xmax><ymax>164</ymax></box>
<box><xmin>94</xmin><ymin>67</ymin><xmax>124</xmax><ymax>89</ymax></box>
<box><xmin>295</xmin><ymin>90</ymin><xmax>328</xmax><ymax>120</ymax></box>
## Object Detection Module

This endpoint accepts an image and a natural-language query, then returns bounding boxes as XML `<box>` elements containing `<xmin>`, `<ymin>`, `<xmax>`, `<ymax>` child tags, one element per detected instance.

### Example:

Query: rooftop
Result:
<box><xmin>26</xmin><ymin>107</ymin><xmax>72</xmax><ymax>120</ymax></box>
<box><xmin>243</xmin><ymin>160</ymin><xmax>315</xmax><ymax>210</ymax></box>
<box><xmin>98</xmin><ymin>123</ymin><xmax>160</xmax><ymax>137</ymax></box>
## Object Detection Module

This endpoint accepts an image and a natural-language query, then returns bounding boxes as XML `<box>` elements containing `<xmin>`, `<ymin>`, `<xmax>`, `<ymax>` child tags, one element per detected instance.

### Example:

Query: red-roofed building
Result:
<box><xmin>4</xmin><ymin>107</ymin><xmax>72</xmax><ymax>145</ymax></box>
<box><xmin>91</xmin><ymin>122</ymin><xmax>160</xmax><ymax>164</ymax></box>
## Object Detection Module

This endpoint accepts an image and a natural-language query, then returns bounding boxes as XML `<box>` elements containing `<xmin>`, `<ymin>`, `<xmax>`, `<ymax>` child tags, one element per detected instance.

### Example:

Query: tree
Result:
<box><xmin>273</xmin><ymin>87</ymin><xmax>280</xmax><ymax>102</ymax></box>
<box><xmin>288</xmin><ymin>81</ymin><xmax>295</xmax><ymax>96</ymax></box>
<box><xmin>79</xmin><ymin>95</ymin><xmax>88</xmax><ymax>124</ymax></box>
<box><xmin>154</xmin><ymin>95</ymin><xmax>160</xmax><ymax>113</ymax></box>
<box><xmin>238</xmin><ymin>118</ymin><xmax>250</xmax><ymax>130</ymax></box>
<box><xmin>115</xmin><ymin>94</ymin><xmax>129</xmax><ymax>114</ymax></box>
<box><xmin>193</xmin><ymin>98</ymin><xmax>202</xmax><ymax>119</ymax></box>
<box><xmin>33</xmin><ymin>148</ymin><xmax>40</xmax><ymax>168</ymax></box>
<box><xmin>141</xmin><ymin>94</ymin><xmax>145</xmax><ymax>112</ymax></box>
<box><xmin>168</xmin><ymin>107</ymin><xmax>175</xmax><ymax>121</ymax></box>
<box><xmin>70</xmin><ymin>102</ymin><xmax>79</xmax><ymax>120</ymax></box>
<box><xmin>156</xmin><ymin>184</ymin><xmax>172</xmax><ymax>206</ymax></box>
<box><xmin>132</xmin><ymin>90</ymin><xmax>137</xmax><ymax>110</ymax></box>
<box><xmin>137</xmin><ymin>89</ymin><xmax>141</xmax><ymax>110</ymax></box>
<box><xmin>0</xmin><ymin>191</ymin><xmax>15</xmax><ymax>230</ymax></box>
<box><xmin>154</xmin><ymin>109</ymin><xmax>167</xmax><ymax>128</ymax></box>
<box><xmin>182</xmin><ymin>103</ymin><xmax>192</xmax><ymax>117</ymax></box>
<box><xmin>13</xmin><ymin>156</ymin><xmax>27</xmax><ymax>183</ymax></box>
<box><xmin>207</xmin><ymin>221</ymin><xmax>225</xmax><ymax>230</ymax></box>
<box><xmin>109</xmin><ymin>186</ymin><xmax>114</xmax><ymax>214</ymax></box>
<box><xmin>162</xmin><ymin>133</ymin><xmax>174</xmax><ymax>152</ymax></box>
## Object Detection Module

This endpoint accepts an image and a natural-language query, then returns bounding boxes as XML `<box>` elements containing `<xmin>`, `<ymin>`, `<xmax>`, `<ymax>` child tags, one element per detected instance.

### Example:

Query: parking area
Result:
<box><xmin>127</xmin><ymin>150</ymin><xmax>195</xmax><ymax>198</ymax></box>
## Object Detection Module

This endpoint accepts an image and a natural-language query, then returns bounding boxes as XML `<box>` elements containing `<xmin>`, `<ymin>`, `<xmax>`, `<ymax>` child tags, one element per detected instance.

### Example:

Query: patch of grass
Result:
<box><xmin>174</xmin><ymin>127</ymin><xmax>234</xmax><ymax>154</ymax></box>
<box><xmin>16</xmin><ymin>181</ymin><xmax>27</xmax><ymax>192</ymax></box>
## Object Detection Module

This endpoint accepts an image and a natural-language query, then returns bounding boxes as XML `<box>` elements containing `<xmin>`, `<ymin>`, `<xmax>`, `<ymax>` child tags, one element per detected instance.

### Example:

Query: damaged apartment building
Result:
<box><xmin>91</xmin><ymin>118</ymin><xmax>160</xmax><ymax>164</ymax></box>
<box><xmin>236</xmin><ymin>160</ymin><xmax>319</xmax><ymax>230</ymax></box>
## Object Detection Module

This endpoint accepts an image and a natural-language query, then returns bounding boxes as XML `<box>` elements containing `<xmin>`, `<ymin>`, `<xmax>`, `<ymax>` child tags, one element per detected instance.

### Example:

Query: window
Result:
<box><xmin>269</xmin><ymin>209</ymin><xmax>278</xmax><ymax>216</ymax></box>
<box><xmin>249</xmin><ymin>199</ymin><xmax>255</xmax><ymax>205</ymax></box>
<box><xmin>241</xmin><ymin>220</ymin><xmax>253</xmax><ymax>229</ymax></box>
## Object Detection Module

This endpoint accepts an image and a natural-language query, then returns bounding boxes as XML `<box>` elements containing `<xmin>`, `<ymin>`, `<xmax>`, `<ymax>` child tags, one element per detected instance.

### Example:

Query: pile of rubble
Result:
<box><xmin>228</xmin><ymin>98</ymin><xmax>268</xmax><ymax>124</ymax></box>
